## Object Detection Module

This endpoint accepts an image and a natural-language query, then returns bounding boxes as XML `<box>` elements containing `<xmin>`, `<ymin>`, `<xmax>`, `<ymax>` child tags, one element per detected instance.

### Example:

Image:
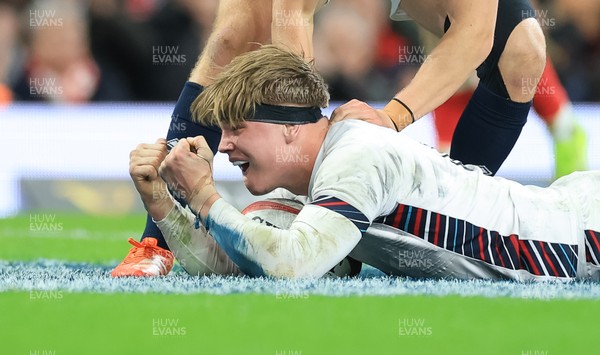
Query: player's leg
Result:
<box><xmin>533</xmin><ymin>58</ymin><xmax>588</xmax><ymax>179</ymax></box>
<box><xmin>432</xmin><ymin>88</ymin><xmax>473</xmax><ymax>153</ymax></box>
<box><xmin>449</xmin><ymin>0</ymin><xmax>546</xmax><ymax>175</ymax></box>
<box><xmin>112</xmin><ymin>0</ymin><xmax>272</xmax><ymax>277</ymax></box>
<box><xmin>189</xmin><ymin>0</ymin><xmax>271</xmax><ymax>86</ymax></box>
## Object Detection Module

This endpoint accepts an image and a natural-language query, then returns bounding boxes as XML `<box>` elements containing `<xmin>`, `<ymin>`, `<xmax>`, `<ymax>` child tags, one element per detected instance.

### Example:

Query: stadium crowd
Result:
<box><xmin>0</xmin><ymin>0</ymin><xmax>598</xmax><ymax>105</ymax></box>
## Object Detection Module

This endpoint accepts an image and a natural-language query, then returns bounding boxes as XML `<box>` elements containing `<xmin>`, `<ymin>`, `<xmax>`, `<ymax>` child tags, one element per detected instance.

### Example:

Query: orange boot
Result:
<box><xmin>111</xmin><ymin>238</ymin><xmax>174</xmax><ymax>277</ymax></box>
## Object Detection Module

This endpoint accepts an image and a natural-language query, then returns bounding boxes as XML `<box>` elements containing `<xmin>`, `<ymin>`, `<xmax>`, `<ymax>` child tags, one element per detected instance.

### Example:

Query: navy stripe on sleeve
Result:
<box><xmin>311</xmin><ymin>196</ymin><xmax>370</xmax><ymax>234</ymax></box>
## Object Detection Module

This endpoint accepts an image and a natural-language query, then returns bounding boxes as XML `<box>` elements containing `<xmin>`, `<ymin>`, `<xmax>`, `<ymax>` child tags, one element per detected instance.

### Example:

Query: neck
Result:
<box><xmin>286</xmin><ymin>118</ymin><xmax>329</xmax><ymax>195</ymax></box>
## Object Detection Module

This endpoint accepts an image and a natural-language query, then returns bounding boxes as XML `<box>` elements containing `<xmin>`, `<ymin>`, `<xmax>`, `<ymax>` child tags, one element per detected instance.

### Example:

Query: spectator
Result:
<box><xmin>315</xmin><ymin>1</ymin><xmax>418</xmax><ymax>102</ymax></box>
<box><xmin>87</xmin><ymin>0</ymin><xmax>217</xmax><ymax>101</ymax></box>
<box><xmin>549</xmin><ymin>0</ymin><xmax>600</xmax><ymax>101</ymax></box>
<box><xmin>12</xmin><ymin>0</ymin><xmax>120</xmax><ymax>102</ymax></box>
<box><xmin>0</xmin><ymin>2</ymin><xmax>21</xmax><ymax>105</ymax></box>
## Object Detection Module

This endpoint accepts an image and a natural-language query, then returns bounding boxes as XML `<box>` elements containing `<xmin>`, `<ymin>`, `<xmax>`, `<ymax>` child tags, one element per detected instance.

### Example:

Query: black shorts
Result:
<box><xmin>444</xmin><ymin>0</ymin><xmax>536</xmax><ymax>97</ymax></box>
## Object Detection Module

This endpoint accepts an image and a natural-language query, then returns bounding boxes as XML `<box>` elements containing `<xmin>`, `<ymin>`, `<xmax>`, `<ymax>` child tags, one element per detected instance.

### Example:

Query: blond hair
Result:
<box><xmin>192</xmin><ymin>45</ymin><xmax>329</xmax><ymax>127</ymax></box>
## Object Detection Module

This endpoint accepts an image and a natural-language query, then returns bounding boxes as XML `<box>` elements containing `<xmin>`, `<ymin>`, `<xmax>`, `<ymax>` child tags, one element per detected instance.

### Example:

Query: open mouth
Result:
<box><xmin>232</xmin><ymin>161</ymin><xmax>250</xmax><ymax>173</ymax></box>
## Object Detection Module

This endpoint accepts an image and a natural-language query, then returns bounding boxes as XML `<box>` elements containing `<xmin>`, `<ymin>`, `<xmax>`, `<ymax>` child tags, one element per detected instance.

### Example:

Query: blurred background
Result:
<box><xmin>0</xmin><ymin>0</ymin><xmax>599</xmax><ymax>217</ymax></box>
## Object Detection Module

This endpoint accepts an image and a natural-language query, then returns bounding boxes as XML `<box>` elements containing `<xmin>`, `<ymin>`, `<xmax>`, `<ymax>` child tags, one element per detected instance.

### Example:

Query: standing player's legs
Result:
<box><xmin>533</xmin><ymin>58</ymin><xmax>588</xmax><ymax>179</ymax></box>
<box><xmin>449</xmin><ymin>0</ymin><xmax>546</xmax><ymax>175</ymax></box>
<box><xmin>433</xmin><ymin>58</ymin><xmax>588</xmax><ymax>177</ymax></box>
<box><xmin>432</xmin><ymin>88</ymin><xmax>473</xmax><ymax>153</ymax></box>
<box><xmin>111</xmin><ymin>0</ymin><xmax>272</xmax><ymax>277</ymax></box>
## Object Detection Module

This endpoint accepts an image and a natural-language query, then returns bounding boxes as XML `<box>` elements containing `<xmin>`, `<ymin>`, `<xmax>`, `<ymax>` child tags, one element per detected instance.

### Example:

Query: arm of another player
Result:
<box><xmin>159</xmin><ymin>136</ymin><xmax>363</xmax><ymax>279</ymax></box>
<box><xmin>331</xmin><ymin>0</ymin><xmax>497</xmax><ymax>131</ymax></box>
<box><xmin>389</xmin><ymin>0</ymin><xmax>497</xmax><ymax>127</ymax></box>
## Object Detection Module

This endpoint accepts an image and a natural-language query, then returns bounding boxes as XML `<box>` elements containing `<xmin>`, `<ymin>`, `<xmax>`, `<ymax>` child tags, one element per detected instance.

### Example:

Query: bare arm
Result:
<box><xmin>331</xmin><ymin>0</ymin><xmax>496</xmax><ymax>130</ymax></box>
<box><xmin>390</xmin><ymin>0</ymin><xmax>497</xmax><ymax>126</ymax></box>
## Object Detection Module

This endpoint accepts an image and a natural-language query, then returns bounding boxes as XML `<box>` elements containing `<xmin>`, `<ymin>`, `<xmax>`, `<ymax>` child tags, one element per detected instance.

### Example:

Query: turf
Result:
<box><xmin>3</xmin><ymin>292</ymin><xmax>598</xmax><ymax>355</ymax></box>
<box><xmin>2</xmin><ymin>213</ymin><xmax>599</xmax><ymax>354</ymax></box>
<box><xmin>0</xmin><ymin>213</ymin><xmax>145</xmax><ymax>262</ymax></box>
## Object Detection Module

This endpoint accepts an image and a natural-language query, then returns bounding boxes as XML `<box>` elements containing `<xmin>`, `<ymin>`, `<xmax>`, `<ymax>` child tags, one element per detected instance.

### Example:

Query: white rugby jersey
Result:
<box><xmin>157</xmin><ymin>119</ymin><xmax>600</xmax><ymax>280</ymax></box>
<box><xmin>309</xmin><ymin>120</ymin><xmax>600</xmax><ymax>280</ymax></box>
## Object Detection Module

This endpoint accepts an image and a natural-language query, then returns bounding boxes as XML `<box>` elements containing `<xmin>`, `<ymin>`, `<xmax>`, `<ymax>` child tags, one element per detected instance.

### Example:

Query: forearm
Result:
<box><xmin>154</xmin><ymin>201</ymin><xmax>240</xmax><ymax>276</ymax></box>
<box><xmin>202</xmin><ymin>199</ymin><xmax>361</xmax><ymax>279</ymax></box>
<box><xmin>140</xmin><ymin>185</ymin><xmax>174</xmax><ymax>222</ymax></box>
<box><xmin>390</xmin><ymin>0</ymin><xmax>496</xmax><ymax>122</ymax></box>
<box><xmin>397</xmin><ymin>29</ymin><xmax>491</xmax><ymax>119</ymax></box>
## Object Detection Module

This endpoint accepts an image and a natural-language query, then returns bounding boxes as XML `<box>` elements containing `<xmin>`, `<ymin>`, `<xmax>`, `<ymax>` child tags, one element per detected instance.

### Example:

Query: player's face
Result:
<box><xmin>218</xmin><ymin>121</ymin><xmax>291</xmax><ymax>195</ymax></box>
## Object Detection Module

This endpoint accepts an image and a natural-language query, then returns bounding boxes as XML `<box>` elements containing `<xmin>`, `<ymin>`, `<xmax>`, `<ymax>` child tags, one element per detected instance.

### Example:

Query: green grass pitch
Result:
<box><xmin>1</xmin><ymin>214</ymin><xmax>598</xmax><ymax>354</ymax></box>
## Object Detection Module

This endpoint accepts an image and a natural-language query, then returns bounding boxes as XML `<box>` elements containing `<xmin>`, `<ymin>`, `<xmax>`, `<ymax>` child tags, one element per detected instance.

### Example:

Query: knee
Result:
<box><xmin>210</xmin><ymin>24</ymin><xmax>256</xmax><ymax>56</ymax></box>
<box><xmin>517</xmin><ymin>21</ymin><xmax>546</xmax><ymax>71</ymax></box>
<box><xmin>502</xmin><ymin>19</ymin><xmax>546</xmax><ymax>82</ymax></box>
<box><xmin>210</xmin><ymin>3</ymin><xmax>271</xmax><ymax>55</ymax></box>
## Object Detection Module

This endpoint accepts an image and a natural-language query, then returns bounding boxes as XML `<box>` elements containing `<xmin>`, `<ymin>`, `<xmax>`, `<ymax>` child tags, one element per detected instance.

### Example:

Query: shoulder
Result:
<box><xmin>326</xmin><ymin>120</ymin><xmax>395</xmax><ymax>151</ymax></box>
<box><xmin>323</xmin><ymin>120</ymin><xmax>427</xmax><ymax>165</ymax></box>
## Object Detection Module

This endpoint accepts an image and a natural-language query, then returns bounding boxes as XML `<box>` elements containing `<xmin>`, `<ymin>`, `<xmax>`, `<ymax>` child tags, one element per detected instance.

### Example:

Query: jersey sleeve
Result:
<box><xmin>203</xmin><ymin>198</ymin><xmax>362</xmax><ymax>278</ymax></box>
<box><xmin>154</xmin><ymin>201</ymin><xmax>241</xmax><ymax>276</ymax></box>
<box><xmin>311</xmin><ymin>196</ymin><xmax>370</xmax><ymax>234</ymax></box>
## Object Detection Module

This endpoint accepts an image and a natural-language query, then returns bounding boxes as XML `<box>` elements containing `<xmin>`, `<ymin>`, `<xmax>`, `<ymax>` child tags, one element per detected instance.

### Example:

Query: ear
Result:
<box><xmin>282</xmin><ymin>124</ymin><xmax>301</xmax><ymax>144</ymax></box>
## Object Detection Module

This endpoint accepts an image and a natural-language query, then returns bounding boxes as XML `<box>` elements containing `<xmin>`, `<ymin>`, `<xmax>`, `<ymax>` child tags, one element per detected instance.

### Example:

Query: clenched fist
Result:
<box><xmin>159</xmin><ymin>136</ymin><xmax>220</xmax><ymax>218</ymax></box>
<box><xmin>129</xmin><ymin>138</ymin><xmax>172</xmax><ymax>220</ymax></box>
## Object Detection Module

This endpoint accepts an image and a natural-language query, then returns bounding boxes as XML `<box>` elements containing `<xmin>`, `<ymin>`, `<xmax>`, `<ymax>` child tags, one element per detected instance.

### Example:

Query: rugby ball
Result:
<box><xmin>242</xmin><ymin>198</ymin><xmax>303</xmax><ymax>229</ymax></box>
<box><xmin>242</xmin><ymin>198</ymin><xmax>362</xmax><ymax>277</ymax></box>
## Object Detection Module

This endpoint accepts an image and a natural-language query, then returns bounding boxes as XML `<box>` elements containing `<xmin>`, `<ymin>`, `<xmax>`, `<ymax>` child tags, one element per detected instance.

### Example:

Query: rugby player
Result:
<box><xmin>133</xmin><ymin>46</ymin><xmax>600</xmax><ymax>280</ymax></box>
<box><xmin>111</xmin><ymin>0</ymin><xmax>560</xmax><ymax>278</ymax></box>
<box><xmin>111</xmin><ymin>0</ymin><xmax>328</xmax><ymax>276</ymax></box>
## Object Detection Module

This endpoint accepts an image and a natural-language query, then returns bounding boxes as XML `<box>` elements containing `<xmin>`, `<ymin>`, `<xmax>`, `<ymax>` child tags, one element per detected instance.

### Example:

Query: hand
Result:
<box><xmin>382</xmin><ymin>98</ymin><xmax>414</xmax><ymax>131</ymax></box>
<box><xmin>159</xmin><ymin>136</ymin><xmax>219</xmax><ymax>217</ymax></box>
<box><xmin>129</xmin><ymin>138</ymin><xmax>172</xmax><ymax>219</ymax></box>
<box><xmin>330</xmin><ymin>99</ymin><xmax>397</xmax><ymax>130</ymax></box>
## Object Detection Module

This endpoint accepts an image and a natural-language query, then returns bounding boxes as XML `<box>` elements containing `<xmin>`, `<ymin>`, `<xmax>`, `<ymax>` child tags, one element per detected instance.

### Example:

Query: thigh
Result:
<box><xmin>213</xmin><ymin>0</ymin><xmax>272</xmax><ymax>44</ymax></box>
<box><xmin>191</xmin><ymin>0</ymin><xmax>272</xmax><ymax>84</ymax></box>
<box><xmin>497</xmin><ymin>18</ymin><xmax>546</xmax><ymax>102</ymax></box>
<box><xmin>476</xmin><ymin>0</ymin><xmax>545</xmax><ymax>100</ymax></box>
